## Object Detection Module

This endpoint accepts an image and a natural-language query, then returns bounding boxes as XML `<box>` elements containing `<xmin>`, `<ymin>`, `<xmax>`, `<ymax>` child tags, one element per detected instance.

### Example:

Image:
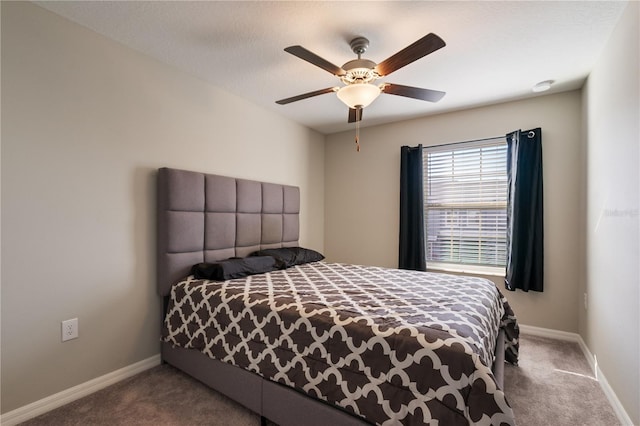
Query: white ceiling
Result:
<box><xmin>35</xmin><ymin>1</ymin><xmax>627</xmax><ymax>135</ymax></box>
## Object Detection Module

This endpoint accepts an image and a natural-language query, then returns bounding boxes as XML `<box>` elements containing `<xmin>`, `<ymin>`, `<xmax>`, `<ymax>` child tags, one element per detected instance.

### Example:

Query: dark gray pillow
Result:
<box><xmin>250</xmin><ymin>247</ymin><xmax>324</xmax><ymax>269</ymax></box>
<box><xmin>191</xmin><ymin>256</ymin><xmax>278</xmax><ymax>281</ymax></box>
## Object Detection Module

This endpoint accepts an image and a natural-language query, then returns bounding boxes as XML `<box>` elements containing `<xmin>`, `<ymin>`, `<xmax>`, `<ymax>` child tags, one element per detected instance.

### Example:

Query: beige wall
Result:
<box><xmin>1</xmin><ymin>2</ymin><xmax>324</xmax><ymax>413</ymax></box>
<box><xmin>325</xmin><ymin>91</ymin><xmax>584</xmax><ymax>333</ymax></box>
<box><xmin>581</xmin><ymin>1</ymin><xmax>639</xmax><ymax>423</ymax></box>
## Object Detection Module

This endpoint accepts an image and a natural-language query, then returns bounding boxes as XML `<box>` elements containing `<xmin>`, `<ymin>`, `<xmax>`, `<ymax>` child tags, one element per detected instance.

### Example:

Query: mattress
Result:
<box><xmin>162</xmin><ymin>261</ymin><xmax>519</xmax><ymax>425</ymax></box>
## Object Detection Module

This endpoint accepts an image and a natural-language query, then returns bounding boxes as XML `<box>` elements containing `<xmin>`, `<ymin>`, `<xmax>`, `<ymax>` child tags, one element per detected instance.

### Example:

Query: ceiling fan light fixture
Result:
<box><xmin>336</xmin><ymin>83</ymin><xmax>381</xmax><ymax>109</ymax></box>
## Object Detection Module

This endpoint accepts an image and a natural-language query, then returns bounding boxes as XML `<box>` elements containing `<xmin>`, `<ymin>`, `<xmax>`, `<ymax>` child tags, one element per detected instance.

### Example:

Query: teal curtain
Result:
<box><xmin>505</xmin><ymin>128</ymin><xmax>544</xmax><ymax>292</ymax></box>
<box><xmin>399</xmin><ymin>145</ymin><xmax>426</xmax><ymax>271</ymax></box>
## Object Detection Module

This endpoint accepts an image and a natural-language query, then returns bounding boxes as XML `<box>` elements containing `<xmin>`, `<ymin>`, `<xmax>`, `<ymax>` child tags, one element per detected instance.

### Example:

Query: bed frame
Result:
<box><xmin>157</xmin><ymin>167</ymin><xmax>505</xmax><ymax>425</ymax></box>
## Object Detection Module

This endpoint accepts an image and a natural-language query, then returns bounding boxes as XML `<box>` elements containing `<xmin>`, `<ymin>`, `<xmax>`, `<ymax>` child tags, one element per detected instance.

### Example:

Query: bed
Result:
<box><xmin>157</xmin><ymin>167</ymin><xmax>519</xmax><ymax>426</ymax></box>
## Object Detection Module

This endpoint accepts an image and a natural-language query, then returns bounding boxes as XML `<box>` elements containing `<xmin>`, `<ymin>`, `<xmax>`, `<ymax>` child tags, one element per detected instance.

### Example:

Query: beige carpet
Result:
<box><xmin>21</xmin><ymin>334</ymin><xmax>620</xmax><ymax>425</ymax></box>
<box><xmin>503</xmin><ymin>334</ymin><xmax>620</xmax><ymax>425</ymax></box>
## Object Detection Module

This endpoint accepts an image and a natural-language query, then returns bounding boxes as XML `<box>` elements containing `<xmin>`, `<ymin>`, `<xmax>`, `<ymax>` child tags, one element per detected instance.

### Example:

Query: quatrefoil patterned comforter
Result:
<box><xmin>163</xmin><ymin>262</ymin><xmax>519</xmax><ymax>425</ymax></box>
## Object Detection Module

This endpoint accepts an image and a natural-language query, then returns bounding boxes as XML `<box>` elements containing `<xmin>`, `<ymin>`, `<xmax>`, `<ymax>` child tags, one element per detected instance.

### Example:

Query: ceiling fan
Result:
<box><xmin>276</xmin><ymin>33</ymin><xmax>446</xmax><ymax>124</ymax></box>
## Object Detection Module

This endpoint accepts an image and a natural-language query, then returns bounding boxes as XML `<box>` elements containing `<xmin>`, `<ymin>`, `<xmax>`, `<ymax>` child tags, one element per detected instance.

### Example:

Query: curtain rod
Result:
<box><xmin>430</xmin><ymin>130</ymin><xmax>536</xmax><ymax>149</ymax></box>
<box><xmin>431</xmin><ymin>135</ymin><xmax>504</xmax><ymax>149</ymax></box>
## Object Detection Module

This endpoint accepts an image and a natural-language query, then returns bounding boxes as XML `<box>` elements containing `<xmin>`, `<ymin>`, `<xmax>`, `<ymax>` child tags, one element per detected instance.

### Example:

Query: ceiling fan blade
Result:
<box><xmin>375</xmin><ymin>33</ymin><xmax>445</xmax><ymax>77</ymax></box>
<box><xmin>276</xmin><ymin>87</ymin><xmax>337</xmax><ymax>105</ymax></box>
<box><xmin>382</xmin><ymin>83</ymin><xmax>445</xmax><ymax>102</ymax></box>
<box><xmin>284</xmin><ymin>46</ymin><xmax>346</xmax><ymax>76</ymax></box>
<box><xmin>348</xmin><ymin>108</ymin><xmax>363</xmax><ymax>123</ymax></box>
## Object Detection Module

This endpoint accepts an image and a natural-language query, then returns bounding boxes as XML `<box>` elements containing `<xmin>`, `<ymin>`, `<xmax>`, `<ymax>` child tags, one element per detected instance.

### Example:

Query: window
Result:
<box><xmin>424</xmin><ymin>138</ymin><xmax>508</xmax><ymax>274</ymax></box>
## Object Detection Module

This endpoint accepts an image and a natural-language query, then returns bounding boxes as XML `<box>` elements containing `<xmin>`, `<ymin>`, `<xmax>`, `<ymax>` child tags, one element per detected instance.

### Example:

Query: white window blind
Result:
<box><xmin>424</xmin><ymin>138</ymin><xmax>508</xmax><ymax>269</ymax></box>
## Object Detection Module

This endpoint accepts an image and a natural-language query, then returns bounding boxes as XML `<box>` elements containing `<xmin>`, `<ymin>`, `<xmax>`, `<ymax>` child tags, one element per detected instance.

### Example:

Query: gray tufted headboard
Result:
<box><xmin>157</xmin><ymin>167</ymin><xmax>300</xmax><ymax>296</ymax></box>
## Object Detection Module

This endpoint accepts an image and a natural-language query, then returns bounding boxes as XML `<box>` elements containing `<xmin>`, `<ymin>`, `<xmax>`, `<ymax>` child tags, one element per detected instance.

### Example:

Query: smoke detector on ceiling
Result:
<box><xmin>532</xmin><ymin>80</ymin><xmax>554</xmax><ymax>92</ymax></box>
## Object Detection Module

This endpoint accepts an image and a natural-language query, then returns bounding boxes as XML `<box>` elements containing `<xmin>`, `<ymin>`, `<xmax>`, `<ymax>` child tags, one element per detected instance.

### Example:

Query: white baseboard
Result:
<box><xmin>519</xmin><ymin>323</ymin><xmax>582</xmax><ymax>342</ymax></box>
<box><xmin>0</xmin><ymin>354</ymin><xmax>161</xmax><ymax>426</ymax></box>
<box><xmin>2</xmin><ymin>329</ymin><xmax>635</xmax><ymax>426</ymax></box>
<box><xmin>519</xmin><ymin>324</ymin><xmax>634</xmax><ymax>425</ymax></box>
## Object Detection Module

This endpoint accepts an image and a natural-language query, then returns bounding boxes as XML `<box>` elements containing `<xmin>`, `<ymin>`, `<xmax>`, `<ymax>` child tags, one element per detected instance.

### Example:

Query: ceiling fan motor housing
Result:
<box><xmin>341</xmin><ymin>59</ymin><xmax>378</xmax><ymax>84</ymax></box>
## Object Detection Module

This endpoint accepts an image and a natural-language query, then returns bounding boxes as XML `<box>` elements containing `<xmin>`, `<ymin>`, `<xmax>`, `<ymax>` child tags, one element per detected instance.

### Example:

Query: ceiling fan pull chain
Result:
<box><xmin>355</xmin><ymin>119</ymin><xmax>361</xmax><ymax>152</ymax></box>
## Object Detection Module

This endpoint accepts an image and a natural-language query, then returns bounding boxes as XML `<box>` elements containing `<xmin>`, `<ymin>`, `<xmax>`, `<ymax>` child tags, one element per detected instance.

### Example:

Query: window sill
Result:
<box><xmin>427</xmin><ymin>262</ymin><xmax>505</xmax><ymax>277</ymax></box>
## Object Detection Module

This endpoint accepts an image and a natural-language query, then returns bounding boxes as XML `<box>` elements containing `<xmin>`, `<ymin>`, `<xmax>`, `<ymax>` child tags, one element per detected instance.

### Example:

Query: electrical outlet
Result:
<box><xmin>62</xmin><ymin>318</ymin><xmax>78</xmax><ymax>342</ymax></box>
<box><xmin>583</xmin><ymin>292</ymin><xmax>588</xmax><ymax>310</ymax></box>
